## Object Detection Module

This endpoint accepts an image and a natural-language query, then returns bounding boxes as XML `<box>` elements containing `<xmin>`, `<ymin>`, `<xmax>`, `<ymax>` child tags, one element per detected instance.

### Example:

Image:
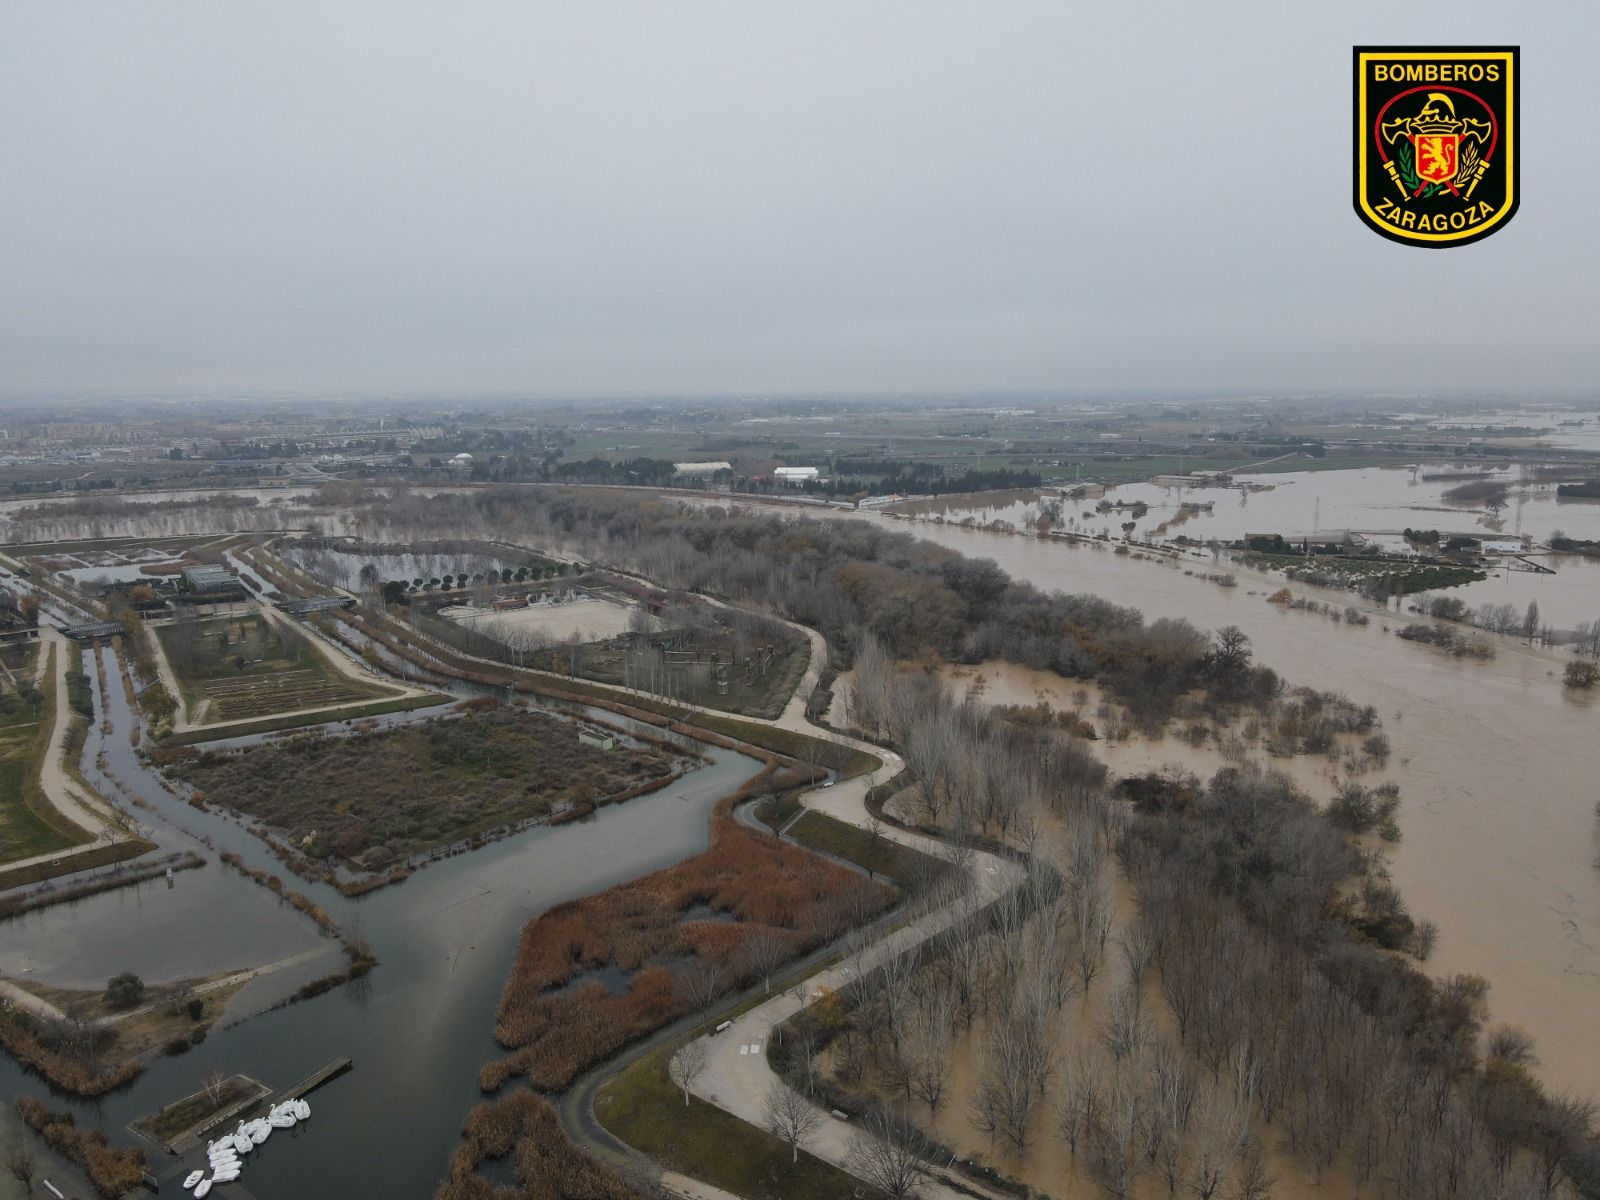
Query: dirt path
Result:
<box><xmin>0</xmin><ymin>978</ymin><xmax>62</xmax><ymax>1022</ymax></box>
<box><xmin>0</xmin><ymin>947</ymin><xmax>332</xmax><ymax>1027</ymax></box>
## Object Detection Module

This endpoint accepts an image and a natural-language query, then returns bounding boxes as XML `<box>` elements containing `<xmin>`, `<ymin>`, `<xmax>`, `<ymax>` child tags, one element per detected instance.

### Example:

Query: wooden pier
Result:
<box><xmin>271</xmin><ymin>1056</ymin><xmax>352</xmax><ymax>1104</ymax></box>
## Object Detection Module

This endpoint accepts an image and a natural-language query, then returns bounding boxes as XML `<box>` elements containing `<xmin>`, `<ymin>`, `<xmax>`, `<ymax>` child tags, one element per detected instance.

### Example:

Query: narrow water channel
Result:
<box><xmin>1</xmin><ymin>643</ymin><xmax>763</xmax><ymax>1198</ymax></box>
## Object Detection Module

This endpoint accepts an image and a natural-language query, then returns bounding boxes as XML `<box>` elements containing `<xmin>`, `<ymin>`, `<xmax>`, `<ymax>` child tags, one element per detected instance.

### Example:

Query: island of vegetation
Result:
<box><xmin>162</xmin><ymin>699</ymin><xmax>695</xmax><ymax>875</ymax></box>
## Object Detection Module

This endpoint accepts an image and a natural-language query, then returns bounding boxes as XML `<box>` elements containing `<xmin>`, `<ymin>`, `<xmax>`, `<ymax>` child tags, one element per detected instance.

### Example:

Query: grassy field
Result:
<box><xmin>0</xmin><ymin>646</ymin><xmax>92</xmax><ymax>867</ymax></box>
<box><xmin>785</xmin><ymin>810</ymin><xmax>928</xmax><ymax>883</ymax></box>
<box><xmin>0</xmin><ymin>839</ymin><xmax>158</xmax><ymax>891</ymax></box>
<box><xmin>164</xmin><ymin>702</ymin><xmax>686</xmax><ymax>870</ymax></box>
<box><xmin>597</xmin><ymin>1042</ymin><xmax>878</xmax><ymax>1200</ymax></box>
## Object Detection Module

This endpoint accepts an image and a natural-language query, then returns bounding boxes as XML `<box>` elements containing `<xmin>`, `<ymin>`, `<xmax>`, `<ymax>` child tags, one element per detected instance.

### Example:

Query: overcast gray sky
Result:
<box><xmin>1</xmin><ymin>3</ymin><xmax>1593</xmax><ymax>398</ymax></box>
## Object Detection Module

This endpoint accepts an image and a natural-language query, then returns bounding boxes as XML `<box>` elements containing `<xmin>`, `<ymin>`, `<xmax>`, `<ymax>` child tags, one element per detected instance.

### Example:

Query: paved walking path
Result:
<box><xmin>680</xmin><ymin>773</ymin><xmax>1019</xmax><ymax>1200</ymax></box>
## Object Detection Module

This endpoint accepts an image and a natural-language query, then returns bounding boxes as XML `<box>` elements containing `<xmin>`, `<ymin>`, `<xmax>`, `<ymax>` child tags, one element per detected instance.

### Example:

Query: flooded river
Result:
<box><xmin>782</xmin><ymin>504</ymin><xmax>1600</xmax><ymax>1097</ymax></box>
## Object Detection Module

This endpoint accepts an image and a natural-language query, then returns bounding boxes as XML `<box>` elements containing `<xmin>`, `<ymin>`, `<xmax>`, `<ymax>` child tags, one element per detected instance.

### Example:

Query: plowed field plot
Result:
<box><xmin>157</xmin><ymin>614</ymin><xmax>388</xmax><ymax>724</ymax></box>
<box><xmin>195</xmin><ymin>668</ymin><xmax>375</xmax><ymax>721</ymax></box>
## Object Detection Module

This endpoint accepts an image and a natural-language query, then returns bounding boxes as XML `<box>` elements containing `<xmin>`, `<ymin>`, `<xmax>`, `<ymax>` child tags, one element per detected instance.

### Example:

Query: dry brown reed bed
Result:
<box><xmin>0</xmin><ymin>1017</ymin><xmax>143</xmax><ymax>1098</ymax></box>
<box><xmin>16</xmin><ymin>1095</ymin><xmax>147</xmax><ymax>1196</ymax></box>
<box><xmin>484</xmin><ymin>778</ymin><xmax>893</xmax><ymax>1093</ymax></box>
<box><xmin>437</xmin><ymin>1090</ymin><xmax>650</xmax><ymax>1200</ymax></box>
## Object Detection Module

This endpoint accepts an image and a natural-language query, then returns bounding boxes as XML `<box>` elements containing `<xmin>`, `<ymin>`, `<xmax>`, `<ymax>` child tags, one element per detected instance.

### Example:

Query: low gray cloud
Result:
<box><xmin>1</xmin><ymin>2</ymin><xmax>1592</xmax><ymax>397</ymax></box>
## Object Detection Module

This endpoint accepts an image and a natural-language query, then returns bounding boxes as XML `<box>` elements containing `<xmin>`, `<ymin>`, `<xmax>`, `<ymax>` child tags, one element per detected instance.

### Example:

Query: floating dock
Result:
<box><xmin>157</xmin><ymin>1058</ymin><xmax>351</xmax><ymax>1196</ymax></box>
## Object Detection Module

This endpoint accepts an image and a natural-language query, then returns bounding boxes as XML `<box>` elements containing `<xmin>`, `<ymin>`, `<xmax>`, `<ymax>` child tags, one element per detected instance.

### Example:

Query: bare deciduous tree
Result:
<box><xmin>674</xmin><ymin>959</ymin><xmax>727</xmax><ymax>1012</ymax></box>
<box><xmin>201</xmin><ymin>1070</ymin><xmax>228</xmax><ymax>1106</ymax></box>
<box><xmin>7</xmin><ymin>1148</ymin><xmax>35</xmax><ymax>1189</ymax></box>
<box><xmin>742</xmin><ymin>926</ymin><xmax>790</xmax><ymax>994</ymax></box>
<box><xmin>763</xmin><ymin>1081</ymin><xmax>823</xmax><ymax>1164</ymax></box>
<box><xmin>669</xmin><ymin>1039</ymin><xmax>709</xmax><ymax>1107</ymax></box>
<box><xmin>848</xmin><ymin>1109</ymin><xmax>931</xmax><ymax>1200</ymax></box>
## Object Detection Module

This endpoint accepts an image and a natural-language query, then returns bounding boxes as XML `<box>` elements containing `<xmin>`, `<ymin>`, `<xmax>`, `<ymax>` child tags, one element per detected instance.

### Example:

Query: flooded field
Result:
<box><xmin>760</xmin><ymin>501</ymin><xmax>1600</xmax><ymax>1098</ymax></box>
<box><xmin>0</xmin><ymin>485</ymin><xmax>479</xmax><ymax>544</ymax></box>
<box><xmin>906</xmin><ymin>464</ymin><xmax>1600</xmax><ymax>544</ymax></box>
<box><xmin>887</xmin><ymin>464</ymin><xmax>1600</xmax><ymax>631</ymax></box>
<box><xmin>1400</xmin><ymin>406</ymin><xmax>1600</xmax><ymax>453</ymax></box>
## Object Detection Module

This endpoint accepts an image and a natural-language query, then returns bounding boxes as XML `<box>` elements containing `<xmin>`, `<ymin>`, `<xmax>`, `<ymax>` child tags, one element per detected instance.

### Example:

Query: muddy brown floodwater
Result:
<box><xmin>778</xmin><ymin>506</ymin><xmax>1600</xmax><ymax>1098</ymax></box>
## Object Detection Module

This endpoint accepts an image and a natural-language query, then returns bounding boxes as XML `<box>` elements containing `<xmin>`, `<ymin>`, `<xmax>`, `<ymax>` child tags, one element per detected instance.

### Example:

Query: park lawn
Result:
<box><xmin>4</xmin><ymin>533</ymin><xmax>220</xmax><ymax>558</ymax></box>
<box><xmin>0</xmin><ymin>756</ymin><xmax>75</xmax><ymax>864</ymax></box>
<box><xmin>11</xmin><ymin>972</ymin><xmax>246</xmax><ymax>1062</ymax></box>
<box><xmin>755</xmin><ymin>788</ymin><xmax>808</xmax><ymax>834</ymax></box>
<box><xmin>597</xmin><ymin>1044</ymin><xmax>882</xmax><ymax>1200</ymax></box>
<box><xmin>785</xmin><ymin>810</ymin><xmax>928</xmax><ymax>884</ymax></box>
<box><xmin>154</xmin><ymin>614</ymin><xmax>316</xmax><ymax>681</ymax></box>
<box><xmin>0</xmin><ymin>651</ymin><xmax>92</xmax><ymax>867</ymax></box>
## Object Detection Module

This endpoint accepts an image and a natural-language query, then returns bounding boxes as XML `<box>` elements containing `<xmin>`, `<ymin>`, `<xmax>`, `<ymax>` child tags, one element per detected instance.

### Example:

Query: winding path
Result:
<box><xmin>524</xmin><ymin>612</ymin><xmax>1024</xmax><ymax>1200</ymax></box>
<box><xmin>676</xmin><ymin>774</ymin><xmax>1020</xmax><ymax>1200</ymax></box>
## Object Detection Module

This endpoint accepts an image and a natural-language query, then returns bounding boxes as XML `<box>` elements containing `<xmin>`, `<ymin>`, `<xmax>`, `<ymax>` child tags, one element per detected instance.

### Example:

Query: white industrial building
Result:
<box><xmin>773</xmin><ymin>466</ymin><xmax>820</xmax><ymax>484</ymax></box>
<box><xmin>672</xmin><ymin>461</ymin><xmax>732</xmax><ymax>478</ymax></box>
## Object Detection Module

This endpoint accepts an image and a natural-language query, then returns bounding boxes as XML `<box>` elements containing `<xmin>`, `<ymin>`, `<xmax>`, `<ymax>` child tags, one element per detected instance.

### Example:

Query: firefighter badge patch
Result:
<box><xmin>1353</xmin><ymin>47</ymin><xmax>1518</xmax><ymax>247</ymax></box>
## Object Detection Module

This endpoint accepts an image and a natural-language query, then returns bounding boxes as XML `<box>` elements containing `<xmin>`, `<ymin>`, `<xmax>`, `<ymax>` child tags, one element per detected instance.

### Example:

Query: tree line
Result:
<box><xmin>349</xmin><ymin>486</ymin><xmax>1282</xmax><ymax>730</ymax></box>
